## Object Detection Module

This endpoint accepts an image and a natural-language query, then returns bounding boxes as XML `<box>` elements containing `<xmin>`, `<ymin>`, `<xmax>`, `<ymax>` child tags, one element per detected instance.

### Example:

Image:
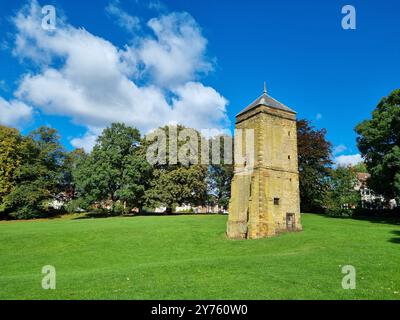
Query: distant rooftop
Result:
<box><xmin>357</xmin><ymin>172</ymin><xmax>371</xmax><ymax>182</ymax></box>
<box><xmin>237</xmin><ymin>83</ymin><xmax>296</xmax><ymax>117</ymax></box>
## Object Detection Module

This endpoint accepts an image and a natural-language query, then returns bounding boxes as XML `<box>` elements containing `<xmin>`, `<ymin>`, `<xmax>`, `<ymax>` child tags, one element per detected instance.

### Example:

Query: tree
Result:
<box><xmin>206</xmin><ymin>134</ymin><xmax>234</xmax><ymax>212</ymax></box>
<box><xmin>322</xmin><ymin>166</ymin><xmax>361</xmax><ymax>216</ymax></box>
<box><xmin>28</xmin><ymin>126</ymin><xmax>66</xmax><ymax>194</ymax></box>
<box><xmin>2</xmin><ymin>126</ymin><xmax>66</xmax><ymax>218</ymax></box>
<box><xmin>63</xmin><ymin>148</ymin><xmax>86</xmax><ymax>196</ymax></box>
<box><xmin>355</xmin><ymin>89</ymin><xmax>400</xmax><ymax>201</ymax></box>
<box><xmin>207</xmin><ymin>165</ymin><xmax>233</xmax><ymax>211</ymax></box>
<box><xmin>0</xmin><ymin>126</ymin><xmax>24</xmax><ymax>216</ymax></box>
<box><xmin>73</xmin><ymin>123</ymin><xmax>150</xmax><ymax>213</ymax></box>
<box><xmin>144</xmin><ymin>125</ymin><xmax>208</xmax><ymax>213</ymax></box>
<box><xmin>353</xmin><ymin>161</ymin><xmax>368</xmax><ymax>173</ymax></box>
<box><xmin>297</xmin><ymin>119</ymin><xmax>333</xmax><ymax>213</ymax></box>
<box><xmin>146</xmin><ymin>165</ymin><xmax>208</xmax><ymax>213</ymax></box>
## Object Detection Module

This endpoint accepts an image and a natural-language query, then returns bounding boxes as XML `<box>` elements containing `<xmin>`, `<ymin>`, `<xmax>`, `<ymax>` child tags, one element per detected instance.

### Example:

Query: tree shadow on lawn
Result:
<box><xmin>72</xmin><ymin>212</ymin><xmax>121</xmax><ymax>220</ymax></box>
<box><xmin>72</xmin><ymin>211</ymin><xmax>224</xmax><ymax>220</ymax></box>
<box><xmin>389</xmin><ymin>230</ymin><xmax>400</xmax><ymax>244</ymax></box>
<box><xmin>312</xmin><ymin>213</ymin><xmax>400</xmax><ymax>244</ymax></box>
<box><xmin>314</xmin><ymin>213</ymin><xmax>400</xmax><ymax>226</ymax></box>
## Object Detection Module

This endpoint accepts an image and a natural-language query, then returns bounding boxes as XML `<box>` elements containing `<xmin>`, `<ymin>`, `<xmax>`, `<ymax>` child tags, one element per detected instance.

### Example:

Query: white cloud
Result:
<box><xmin>10</xmin><ymin>0</ymin><xmax>229</xmax><ymax>151</ymax></box>
<box><xmin>1</xmin><ymin>41</ymin><xmax>9</xmax><ymax>51</ymax></box>
<box><xmin>0</xmin><ymin>97</ymin><xmax>33</xmax><ymax>127</ymax></box>
<box><xmin>106</xmin><ymin>0</ymin><xmax>141</xmax><ymax>33</ymax></box>
<box><xmin>148</xmin><ymin>1</ymin><xmax>167</xmax><ymax>12</ymax></box>
<box><xmin>70</xmin><ymin>130</ymin><xmax>99</xmax><ymax>152</ymax></box>
<box><xmin>0</xmin><ymin>80</ymin><xmax>8</xmax><ymax>91</ymax></box>
<box><xmin>170</xmin><ymin>82</ymin><xmax>228</xmax><ymax>129</ymax></box>
<box><xmin>333</xmin><ymin>144</ymin><xmax>347</xmax><ymax>155</ymax></box>
<box><xmin>334</xmin><ymin>154</ymin><xmax>362</xmax><ymax>167</ymax></box>
<box><xmin>138</xmin><ymin>12</ymin><xmax>213</xmax><ymax>86</ymax></box>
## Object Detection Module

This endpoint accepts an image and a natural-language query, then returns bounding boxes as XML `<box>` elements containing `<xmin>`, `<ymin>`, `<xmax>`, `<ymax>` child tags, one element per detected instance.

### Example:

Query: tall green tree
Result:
<box><xmin>207</xmin><ymin>165</ymin><xmax>233</xmax><ymax>211</ymax></box>
<box><xmin>0</xmin><ymin>126</ymin><xmax>24</xmax><ymax>215</ymax></box>
<box><xmin>73</xmin><ymin>123</ymin><xmax>150</xmax><ymax>213</ymax></box>
<box><xmin>2</xmin><ymin>126</ymin><xmax>66</xmax><ymax>218</ymax></box>
<box><xmin>144</xmin><ymin>125</ymin><xmax>208</xmax><ymax>213</ymax></box>
<box><xmin>63</xmin><ymin>148</ymin><xmax>86</xmax><ymax>195</ymax></box>
<box><xmin>356</xmin><ymin>89</ymin><xmax>400</xmax><ymax>201</ymax></box>
<box><xmin>297</xmin><ymin>119</ymin><xmax>333</xmax><ymax>213</ymax></box>
<box><xmin>146</xmin><ymin>165</ymin><xmax>208</xmax><ymax>213</ymax></box>
<box><xmin>207</xmin><ymin>134</ymin><xmax>234</xmax><ymax>212</ymax></box>
<box><xmin>322</xmin><ymin>166</ymin><xmax>361</xmax><ymax>216</ymax></box>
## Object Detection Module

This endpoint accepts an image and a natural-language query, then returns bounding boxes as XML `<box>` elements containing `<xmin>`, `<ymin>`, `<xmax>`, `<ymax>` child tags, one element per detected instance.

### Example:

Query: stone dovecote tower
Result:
<box><xmin>227</xmin><ymin>83</ymin><xmax>302</xmax><ymax>239</ymax></box>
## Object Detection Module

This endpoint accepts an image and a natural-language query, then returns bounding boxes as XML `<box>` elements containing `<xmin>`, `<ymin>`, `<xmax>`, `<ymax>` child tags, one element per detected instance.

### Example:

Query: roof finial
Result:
<box><xmin>263</xmin><ymin>81</ymin><xmax>267</xmax><ymax>95</ymax></box>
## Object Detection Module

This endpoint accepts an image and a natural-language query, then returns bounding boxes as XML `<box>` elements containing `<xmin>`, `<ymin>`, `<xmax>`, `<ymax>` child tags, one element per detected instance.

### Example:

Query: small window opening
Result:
<box><xmin>274</xmin><ymin>198</ymin><xmax>280</xmax><ymax>206</ymax></box>
<box><xmin>288</xmin><ymin>155</ymin><xmax>291</xmax><ymax>160</ymax></box>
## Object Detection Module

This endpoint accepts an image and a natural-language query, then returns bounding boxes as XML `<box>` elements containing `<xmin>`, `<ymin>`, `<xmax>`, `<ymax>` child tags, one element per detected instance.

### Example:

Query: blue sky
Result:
<box><xmin>0</xmin><ymin>0</ymin><xmax>399</xmax><ymax>165</ymax></box>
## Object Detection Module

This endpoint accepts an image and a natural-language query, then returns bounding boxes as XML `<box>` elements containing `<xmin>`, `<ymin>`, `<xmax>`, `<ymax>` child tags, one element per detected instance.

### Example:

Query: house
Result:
<box><xmin>355</xmin><ymin>172</ymin><xmax>397</xmax><ymax>209</ymax></box>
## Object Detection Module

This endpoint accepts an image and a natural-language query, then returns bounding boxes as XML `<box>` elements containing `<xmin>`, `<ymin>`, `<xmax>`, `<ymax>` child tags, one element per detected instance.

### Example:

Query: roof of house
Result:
<box><xmin>357</xmin><ymin>172</ymin><xmax>371</xmax><ymax>182</ymax></box>
<box><xmin>237</xmin><ymin>86</ymin><xmax>296</xmax><ymax>117</ymax></box>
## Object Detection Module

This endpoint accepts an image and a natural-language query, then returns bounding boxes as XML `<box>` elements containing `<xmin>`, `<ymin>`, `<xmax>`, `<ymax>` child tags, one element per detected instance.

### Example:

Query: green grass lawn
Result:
<box><xmin>0</xmin><ymin>213</ymin><xmax>399</xmax><ymax>300</ymax></box>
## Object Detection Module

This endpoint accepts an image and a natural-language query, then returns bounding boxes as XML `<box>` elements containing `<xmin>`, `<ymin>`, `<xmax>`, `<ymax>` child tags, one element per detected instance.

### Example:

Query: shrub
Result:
<box><xmin>112</xmin><ymin>201</ymin><xmax>127</xmax><ymax>215</ymax></box>
<box><xmin>64</xmin><ymin>198</ymin><xmax>89</xmax><ymax>213</ymax></box>
<box><xmin>322</xmin><ymin>166</ymin><xmax>360</xmax><ymax>216</ymax></box>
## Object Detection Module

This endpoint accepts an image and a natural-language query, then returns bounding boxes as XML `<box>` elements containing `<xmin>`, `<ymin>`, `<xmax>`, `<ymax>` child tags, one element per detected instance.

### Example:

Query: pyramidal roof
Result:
<box><xmin>237</xmin><ymin>84</ymin><xmax>296</xmax><ymax>117</ymax></box>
